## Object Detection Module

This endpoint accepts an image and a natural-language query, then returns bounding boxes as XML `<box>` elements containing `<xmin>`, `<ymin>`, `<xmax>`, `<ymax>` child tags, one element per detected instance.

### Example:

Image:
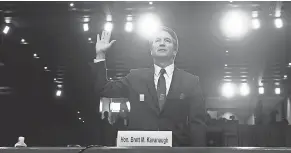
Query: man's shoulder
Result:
<box><xmin>177</xmin><ymin>68</ymin><xmax>199</xmax><ymax>81</ymax></box>
<box><xmin>129</xmin><ymin>67</ymin><xmax>152</xmax><ymax>75</ymax></box>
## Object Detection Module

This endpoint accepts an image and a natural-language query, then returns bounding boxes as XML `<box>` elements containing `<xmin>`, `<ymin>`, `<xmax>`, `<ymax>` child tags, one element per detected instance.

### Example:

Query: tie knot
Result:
<box><xmin>160</xmin><ymin>69</ymin><xmax>166</xmax><ymax>75</ymax></box>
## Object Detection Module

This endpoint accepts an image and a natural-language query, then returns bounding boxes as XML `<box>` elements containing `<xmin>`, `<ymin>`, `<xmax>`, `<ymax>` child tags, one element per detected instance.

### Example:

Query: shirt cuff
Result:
<box><xmin>94</xmin><ymin>59</ymin><xmax>105</xmax><ymax>63</ymax></box>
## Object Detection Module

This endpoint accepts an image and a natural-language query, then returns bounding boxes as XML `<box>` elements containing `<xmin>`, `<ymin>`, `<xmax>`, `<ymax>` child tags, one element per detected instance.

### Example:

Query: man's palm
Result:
<box><xmin>96</xmin><ymin>30</ymin><xmax>116</xmax><ymax>54</ymax></box>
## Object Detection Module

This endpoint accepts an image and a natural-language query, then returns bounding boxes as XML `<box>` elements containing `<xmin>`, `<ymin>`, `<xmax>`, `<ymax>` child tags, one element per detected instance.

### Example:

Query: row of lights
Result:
<box><xmin>221</xmin><ymin>82</ymin><xmax>282</xmax><ymax>98</ymax></box>
<box><xmin>33</xmin><ymin>53</ymin><xmax>51</xmax><ymax>73</ymax></box>
<box><xmin>34</xmin><ymin>50</ymin><xmax>63</xmax><ymax>97</ymax></box>
<box><xmin>82</xmin><ymin>14</ymin><xmax>133</xmax><ymax>32</ymax></box>
<box><xmin>77</xmin><ymin>111</ymin><xmax>85</xmax><ymax>123</ymax></box>
<box><xmin>256</xmin><ymin>63</ymin><xmax>290</xmax><ymax>96</ymax></box>
<box><xmin>2</xmin><ymin>3</ymin><xmax>284</xmax><ymax>39</ymax></box>
<box><xmin>222</xmin><ymin>83</ymin><xmax>250</xmax><ymax>98</ymax></box>
<box><xmin>250</xmin><ymin>10</ymin><xmax>283</xmax><ymax>30</ymax></box>
<box><xmin>82</xmin><ymin>13</ymin><xmax>162</xmax><ymax>40</ymax></box>
<box><xmin>77</xmin><ymin>2</ymin><xmax>162</xmax><ymax>40</ymax></box>
<box><xmin>223</xmin><ymin>49</ymin><xmax>250</xmax><ymax>83</ymax></box>
<box><xmin>44</xmin><ymin>64</ymin><xmax>61</xmax><ymax>98</ymax></box>
<box><xmin>3</xmin><ymin>23</ymin><xmax>59</xmax><ymax>95</ymax></box>
<box><xmin>1</xmin><ymin>5</ymin><xmax>78</xmax><ymax>100</ymax></box>
<box><xmin>2</xmin><ymin>23</ymin><xmax>31</xmax><ymax>95</ymax></box>
<box><xmin>221</xmin><ymin>8</ymin><xmax>284</xmax><ymax>39</ymax></box>
<box><xmin>61</xmin><ymin>3</ymin><xmax>81</xmax><ymax>107</ymax></box>
<box><xmin>54</xmin><ymin>66</ymin><xmax>65</xmax><ymax>97</ymax></box>
<box><xmin>222</xmin><ymin>61</ymin><xmax>289</xmax><ymax>98</ymax></box>
<box><xmin>221</xmin><ymin>4</ymin><xmax>288</xmax><ymax>97</ymax></box>
<box><xmin>2</xmin><ymin>19</ymin><xmax>29</xmax><ymax>45</ymax></box>
<box><xmin>80</xmin><ymin>6</ymin><xmax>284</xmax><ymax>42</ymax></box>
<box><xmin>1</xmin><ymin>6</ymin><xmax>112</xmax><ymax>101</ymax></box>
<box><xmin>258</xmin><ymin>86</ymin><xmax>281</xmax><ymax>95</ymax></box>
<box><xmin>69</xmin><ymin>1</ymin><xmax>153</xmax><ymax>8</ymax></box>
<box><xmin>70</xmin><ymin>1</ymin><xmax>151</xmax><ymax>34</ymax></box>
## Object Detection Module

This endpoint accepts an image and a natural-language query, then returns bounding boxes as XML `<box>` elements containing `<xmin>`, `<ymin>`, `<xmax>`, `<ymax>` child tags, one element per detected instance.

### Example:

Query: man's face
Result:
<box><xmin>150</xmin><ymin>30</ymin><xmax>177</xmax><ymax>60</ymax></box>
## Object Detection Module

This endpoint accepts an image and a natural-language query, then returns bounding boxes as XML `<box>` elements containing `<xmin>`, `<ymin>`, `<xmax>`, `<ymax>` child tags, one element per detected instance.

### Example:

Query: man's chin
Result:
<box><xmin>152</xmin><ymin>54</ymin><xmax>173</xmax><ymax>60</ymax></box>
<box><xmin>155</xmin><ymin>52</ymin><xmax>170</xmax><ymax>56</ymax></box>
<box><xmin>153</xmin><ymin>54</ymin><xmax>168</xmax><ymax>58</ymax></box>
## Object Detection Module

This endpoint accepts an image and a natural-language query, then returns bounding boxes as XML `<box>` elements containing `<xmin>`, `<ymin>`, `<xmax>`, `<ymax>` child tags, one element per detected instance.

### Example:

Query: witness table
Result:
<box><xmin>1</xmin><ymin>147</ymin><xmax>291</xmax><ymax>153</ymax></box>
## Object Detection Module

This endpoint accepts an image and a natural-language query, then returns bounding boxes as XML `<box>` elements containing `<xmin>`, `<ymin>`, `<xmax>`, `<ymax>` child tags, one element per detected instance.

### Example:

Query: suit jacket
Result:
<box><xmin>91</xmin><ymin>61</ymin><xmax>206</xmax><ymax>146</ymax></box>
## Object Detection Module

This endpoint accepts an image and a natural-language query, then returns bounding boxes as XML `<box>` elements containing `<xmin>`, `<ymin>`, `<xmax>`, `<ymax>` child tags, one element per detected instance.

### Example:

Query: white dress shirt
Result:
<box><xmin>154</xmin><ymin>63</ymin><xmax>175</xmax><ymax>96</ymax></box>
<box><xmin>94</xmin><ymin>59</ymin><xmax>105</xmax><ymax>63</ymax></box>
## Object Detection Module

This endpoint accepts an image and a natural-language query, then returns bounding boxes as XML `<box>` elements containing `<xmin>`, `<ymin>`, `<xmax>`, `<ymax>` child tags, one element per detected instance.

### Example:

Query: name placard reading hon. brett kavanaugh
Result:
<box><xmin>117</xmin><ymin>131</ymin><xmax>172</xmax><ymax>147</ymax></box>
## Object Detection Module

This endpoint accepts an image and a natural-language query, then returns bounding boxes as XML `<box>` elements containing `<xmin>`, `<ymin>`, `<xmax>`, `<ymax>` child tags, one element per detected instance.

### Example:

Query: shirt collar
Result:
<box><xmin>154</xmin><ymin>63</ymin><xmax>175</xmax><ymax>77</ymax></box>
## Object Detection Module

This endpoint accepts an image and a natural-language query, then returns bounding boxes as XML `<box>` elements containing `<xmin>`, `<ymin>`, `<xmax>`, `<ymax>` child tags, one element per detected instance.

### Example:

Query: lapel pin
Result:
<box><xmin>140</xmin><ymin>94</ymin><xmax>144</xmax><ymax>102</ymax></box>
<box><xmin>180</xmin><ymin>93</ymin><xmax>185</xmax><ymax>99</ymax></box>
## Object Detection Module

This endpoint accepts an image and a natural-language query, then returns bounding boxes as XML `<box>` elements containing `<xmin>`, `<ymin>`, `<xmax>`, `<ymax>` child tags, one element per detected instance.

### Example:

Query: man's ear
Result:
<box><xmin>173</xmin><ymin>50</ymin><xmax>178</xmax><ymax>56</ymax></box>
<box><xmin>150</xmin><ymin>48</ymin><xmax>153</xmax><ymax>56</ymax></box>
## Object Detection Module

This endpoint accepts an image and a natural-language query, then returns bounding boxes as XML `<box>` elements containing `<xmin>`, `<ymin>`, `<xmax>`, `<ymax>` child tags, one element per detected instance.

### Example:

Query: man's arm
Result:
<box><xmin>91</xmin><ymin>30</ymin><xmax>130</xmax><ymax>98</ymax></box>
<box><xmin>189</xmin><ymin>76</ymin><xmax>206</xmax><ymax>146</ymax></box>
<box><xmin>91</xmin><ymin>60</ymin><xmax>130</xmax><ymax>98</ymax></box>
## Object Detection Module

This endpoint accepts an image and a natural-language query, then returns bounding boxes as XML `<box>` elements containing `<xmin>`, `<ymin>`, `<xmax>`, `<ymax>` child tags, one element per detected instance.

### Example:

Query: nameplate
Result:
<box><xmin>117</xmin><ymin>131</ymin><xmax>172</xmax><ymax>147</ymax></box>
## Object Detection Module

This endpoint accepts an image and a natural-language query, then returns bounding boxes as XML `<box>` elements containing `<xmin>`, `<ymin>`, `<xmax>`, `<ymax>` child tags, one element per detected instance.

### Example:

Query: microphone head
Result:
<box><xmin>18</xmin><ymin>136</ymin><xmax>25</xmax><ymax>142</ymax></box>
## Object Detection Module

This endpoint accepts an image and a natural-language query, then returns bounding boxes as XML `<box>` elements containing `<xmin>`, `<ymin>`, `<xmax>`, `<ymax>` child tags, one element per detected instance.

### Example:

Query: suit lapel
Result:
<box><xmin>145</xmin><ymin>67</ymin><xmax>160</xmax><ymax>115</ymax></box>
<box><xmin>160</xmin><ymin>67</ymin><xmax>182</xmax><ymax>114</ymax></box>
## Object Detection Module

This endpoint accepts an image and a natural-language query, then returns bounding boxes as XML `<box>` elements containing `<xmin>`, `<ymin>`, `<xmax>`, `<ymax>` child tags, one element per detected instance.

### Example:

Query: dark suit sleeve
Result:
<box><xmin>90</xmin><ymin>61</ymin><xmax>130</xmax><ymax>98</ymax></box>
<box><xmin>189</xmin><ymin>76</ymin><xmax>206</xmax><ymax>146</ymax></box>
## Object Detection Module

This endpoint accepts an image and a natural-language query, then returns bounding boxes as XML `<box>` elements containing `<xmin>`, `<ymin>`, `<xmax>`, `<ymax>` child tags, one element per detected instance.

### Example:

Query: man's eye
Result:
<box><xmin>165</xmin><ymin>39</ymin><xmax>171</xmax><ymax>43</ymax></box>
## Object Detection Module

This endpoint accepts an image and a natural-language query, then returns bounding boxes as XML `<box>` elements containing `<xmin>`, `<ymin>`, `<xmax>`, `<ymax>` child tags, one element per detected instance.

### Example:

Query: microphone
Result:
<box><xmin>78</xmin><ymin>145</ymin><xmax>104</xmax><ymax>153</ymax></box>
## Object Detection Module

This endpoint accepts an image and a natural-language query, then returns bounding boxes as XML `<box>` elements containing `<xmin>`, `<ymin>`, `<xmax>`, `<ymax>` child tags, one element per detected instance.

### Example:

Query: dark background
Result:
<box><xmin>0</xmin><ymin>1</ymin><xmax>291</xmax><ymax>146</ymax></box>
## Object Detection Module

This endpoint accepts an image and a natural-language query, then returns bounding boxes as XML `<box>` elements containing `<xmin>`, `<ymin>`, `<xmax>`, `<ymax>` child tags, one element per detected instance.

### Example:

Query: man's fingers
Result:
<box><xmin>109</xmin><ymin>40</ymin><xmax>116</xmax><ymax>46</ymax></box>
<box><xmin>106</xmin><ymin>31</ymin><xmax>112</xmax><ymax>42</ymax></box>
<box><xmin>101</xmin><ymin>31</ymin><xmax>105</xmax><ymax>40</ymax></box>
<box><xmin>97</xmin><ymin>34</ymin><xmax>100</xmax><ymax>42</ymax></box>
<box><xmin>104</xmin><ymin>31</ymin><xmax>108</xmax><ymax>41</ymax></box>
<box><xmin>102</xmin><ymin>31</ymin><xmax>109</xmax><ymax>42</ymax></box>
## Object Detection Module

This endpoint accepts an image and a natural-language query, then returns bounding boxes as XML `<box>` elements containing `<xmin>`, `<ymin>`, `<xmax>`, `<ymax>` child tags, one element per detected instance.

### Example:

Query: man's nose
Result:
<box><xmin>159</xmin><ymin>40</ymin><xmax>166</xmax><ymax>46</ymax></box>
<box><xmin>159</xmin><ymin>44</ymin><xmax>166</xmax><ymax>47</ymax></box>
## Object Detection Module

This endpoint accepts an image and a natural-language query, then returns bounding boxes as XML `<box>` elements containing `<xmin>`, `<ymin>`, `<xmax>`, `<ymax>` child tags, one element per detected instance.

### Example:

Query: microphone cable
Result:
<box><xmin>78</xmin><ymin>145</ymin><xmax>104</xmax><ymax>153</ymax></box>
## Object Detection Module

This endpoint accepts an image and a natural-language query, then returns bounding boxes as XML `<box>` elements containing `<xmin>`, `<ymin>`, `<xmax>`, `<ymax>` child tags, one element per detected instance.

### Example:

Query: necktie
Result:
<box><xmin>157</xmin><ymin>69</ymin><xmax>167</xmax><ymax>110</ymax></box>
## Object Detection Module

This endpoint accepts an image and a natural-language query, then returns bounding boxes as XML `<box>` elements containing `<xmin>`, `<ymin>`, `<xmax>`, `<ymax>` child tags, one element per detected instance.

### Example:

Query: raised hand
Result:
<box><xmin>96</xmin><ymin>30</ymin><xmax>116</xmax><ymax>55</ymax></box>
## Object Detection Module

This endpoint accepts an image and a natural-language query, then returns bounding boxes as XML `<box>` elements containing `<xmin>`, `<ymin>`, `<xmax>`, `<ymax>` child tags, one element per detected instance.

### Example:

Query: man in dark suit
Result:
<box><xmin>92</xmin><ymin>26</ymin><xmax>206</xmax><ymax>146</ymax></box>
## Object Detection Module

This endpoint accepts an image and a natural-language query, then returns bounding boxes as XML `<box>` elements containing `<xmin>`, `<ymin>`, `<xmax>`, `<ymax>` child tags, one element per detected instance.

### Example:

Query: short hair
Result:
<box><xmin>104</xmin><ymin>111</ymin><xmax>109</xmax><ymax>116</ymax></box>
<box><xmin>149</xmin><ymin>26</ymin><xmax>179</xmax><ymax>51</ymax></box>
